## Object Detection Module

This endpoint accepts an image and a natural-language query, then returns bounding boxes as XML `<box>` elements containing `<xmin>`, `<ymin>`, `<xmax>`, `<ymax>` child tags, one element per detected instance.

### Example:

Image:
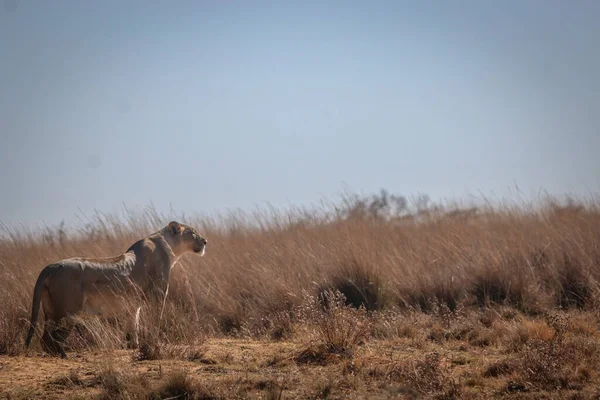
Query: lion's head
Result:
<box><xmin>165</xmin><ymin>221</ymin><xmax>207</xmax><ymax>256</ymax></box>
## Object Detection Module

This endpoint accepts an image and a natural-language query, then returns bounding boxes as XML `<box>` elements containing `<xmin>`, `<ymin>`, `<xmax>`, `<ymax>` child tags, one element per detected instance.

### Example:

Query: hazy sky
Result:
<box><xmin>1</xmin><ymin>0</ymin><xmax>599</xmax><ymax>229</ymax></box>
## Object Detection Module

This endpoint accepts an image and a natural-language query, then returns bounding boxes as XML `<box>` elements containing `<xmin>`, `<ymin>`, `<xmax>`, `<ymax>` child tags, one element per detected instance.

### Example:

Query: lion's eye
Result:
<box><xmin>192</xmin><ymin>233</ymin><xmax>197</xmax><ymax>239</ymax></box>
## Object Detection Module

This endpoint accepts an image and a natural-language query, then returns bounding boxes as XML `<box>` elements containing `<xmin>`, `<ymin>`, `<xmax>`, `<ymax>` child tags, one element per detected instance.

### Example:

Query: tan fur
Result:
<box><xmin>24</xmin><ymin>221</ymin><xmax>207</xmax><ymax>358</ymax></box>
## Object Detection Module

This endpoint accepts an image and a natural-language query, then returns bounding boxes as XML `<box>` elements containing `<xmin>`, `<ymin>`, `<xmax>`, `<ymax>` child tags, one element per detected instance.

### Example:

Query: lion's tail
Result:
<box><xmin>25</xmin><ymin>266</ymin><xmax>51</xmax><ymax>348</ymax></box>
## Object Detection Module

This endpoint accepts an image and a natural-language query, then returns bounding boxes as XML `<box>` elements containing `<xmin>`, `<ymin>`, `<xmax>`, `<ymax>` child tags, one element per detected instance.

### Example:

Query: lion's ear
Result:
<box><xmin>168</xmin><ymin>221</ymin><xmax>183</xmax><ymax>235</ymax></box>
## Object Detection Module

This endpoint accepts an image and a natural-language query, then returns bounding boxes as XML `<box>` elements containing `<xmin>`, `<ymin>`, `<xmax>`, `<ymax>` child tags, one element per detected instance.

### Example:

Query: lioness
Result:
<box><xmin>24</xmin><ymin>221</ymin><xmax>207</xmax><ymax>358</ymax></box>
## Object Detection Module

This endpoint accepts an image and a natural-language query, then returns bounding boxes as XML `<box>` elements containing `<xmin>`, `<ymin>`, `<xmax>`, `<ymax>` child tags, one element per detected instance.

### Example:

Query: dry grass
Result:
<box><xmin>1</xmin><ymin>191</ymin><xmax>600</xmax><ymax>398</ymax></box>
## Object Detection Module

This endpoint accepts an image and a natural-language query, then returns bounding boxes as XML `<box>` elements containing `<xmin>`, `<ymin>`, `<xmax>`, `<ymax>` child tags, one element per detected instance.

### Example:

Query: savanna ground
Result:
<box><xmin>2</xmin><ymin>191</ymin><xmax>600</xmax><ymax>399</ymax></box>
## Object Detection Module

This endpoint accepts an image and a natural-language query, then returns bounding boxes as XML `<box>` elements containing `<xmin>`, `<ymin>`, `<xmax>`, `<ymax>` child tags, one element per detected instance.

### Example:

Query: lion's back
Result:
<box><xmin>41</xmin><ymin>253</ymin><xmax>136</xmax><ymax>290</ymax></box>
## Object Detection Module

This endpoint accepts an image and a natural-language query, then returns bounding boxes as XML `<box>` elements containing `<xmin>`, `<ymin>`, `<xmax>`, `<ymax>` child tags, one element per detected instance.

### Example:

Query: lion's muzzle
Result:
<box><xmin>194</xmin><ymin>238</ymin><xmax>207</xmax><ymax>256</ymax></box>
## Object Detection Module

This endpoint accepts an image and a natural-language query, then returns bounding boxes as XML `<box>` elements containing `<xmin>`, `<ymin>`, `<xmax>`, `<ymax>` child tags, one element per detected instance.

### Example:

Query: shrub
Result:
<box><xmin>299</xmin><ymin>290</ymin><xmax>371</xmax><ymax>355</ymax></box>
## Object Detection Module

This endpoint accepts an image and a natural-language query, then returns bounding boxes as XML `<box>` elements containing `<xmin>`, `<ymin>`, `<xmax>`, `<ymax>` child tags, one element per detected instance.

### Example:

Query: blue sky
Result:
<box><xmin>1</xmin><ymin>0</ymin><xmax>599</xmax><ymax>229</ymax></box>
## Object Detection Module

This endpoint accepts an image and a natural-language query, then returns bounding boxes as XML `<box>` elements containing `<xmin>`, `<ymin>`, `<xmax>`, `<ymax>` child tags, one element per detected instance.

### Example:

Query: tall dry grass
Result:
<box><xmin>1</xmin><ymin>191</ymin><xmax>599</xmax><ymax>356</ymax></box>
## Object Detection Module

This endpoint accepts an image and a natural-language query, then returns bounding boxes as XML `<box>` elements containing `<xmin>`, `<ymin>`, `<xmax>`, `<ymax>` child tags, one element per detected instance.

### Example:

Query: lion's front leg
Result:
<box><xmin>123</xmin><ymin>305</ymin><xmax>143</xmax><ymax>349</ymax></box>
<box><xmin>159</xmin><ymin>283</ymin><xmax>170</xmax><ymax>322</ymax></box>
<box><xmin>145</xmin><ymin>275</ymin><xmax>169</xmax><ymax>311</ymax></box>
<box><xmin>133</xmin><ymin>306</ymin><xmax>141</xmax><ymax>348</ymax></box>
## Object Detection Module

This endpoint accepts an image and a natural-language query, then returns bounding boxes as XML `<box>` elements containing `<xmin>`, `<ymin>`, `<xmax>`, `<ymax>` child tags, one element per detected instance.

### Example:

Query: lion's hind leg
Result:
<box><xmin>41</xmin><ymin>278</ymin><xmax>83</xmax><ymax>358</ymax></box>
<box><xmin>41</xmin><ymin>318</ymin><xmax>69</xmax><ymax>358</ymax></box>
